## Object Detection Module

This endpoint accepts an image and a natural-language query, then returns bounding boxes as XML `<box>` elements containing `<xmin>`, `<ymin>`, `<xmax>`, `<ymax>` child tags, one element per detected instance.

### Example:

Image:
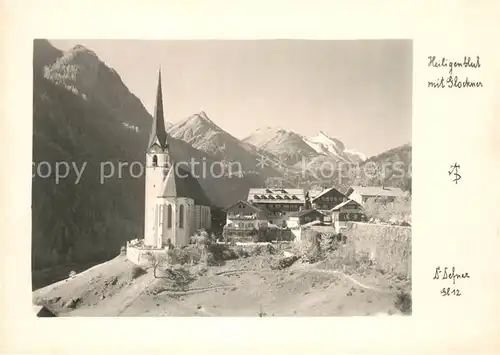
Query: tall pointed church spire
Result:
<box><xmin>148</xmin><ymin>69</ymin><xmax>168</xmax><ymax>151</ymax></box>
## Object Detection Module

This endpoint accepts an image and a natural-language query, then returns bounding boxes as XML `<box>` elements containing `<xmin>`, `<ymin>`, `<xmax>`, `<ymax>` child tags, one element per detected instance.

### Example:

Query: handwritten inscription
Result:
<box><xmin>427</xmin><ymin>56</ymin><xmax>483</xmax><ymax>88</ymax></box>
<box><xmin>433</xmin><ymin>266</ymin><xmax>470</xmax><ymax>296</ymax></box>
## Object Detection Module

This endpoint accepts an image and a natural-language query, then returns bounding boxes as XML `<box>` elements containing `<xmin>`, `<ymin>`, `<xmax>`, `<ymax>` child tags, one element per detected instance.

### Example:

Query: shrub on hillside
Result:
<box><xmin>320</xmin><ymin>232</ymin><xmax>345</xmax><ymax>252</ymax></box>
<box><xmin>233</xmin><ymin>246</ymin><xmax>250</xmax><ymax>258</ymax></box>
<box><xmin>322</xmin><ymin>239</ymin><xmax>359</xmax><ymax>273</ymax></box>
<box><xmin>143</xmin><ymin>252</ymin><xmax>167</xmax><ymax>278</ymax></box>
<box><xmin>395</xmin><ymin>291</ymin><xmax>412</xmax><ymax>315</ymax></box>
<box><xmin>248</xmin><ymin>243</ymin><xmax>277</xmax><ymax>256</ymax></box>
<box><xmin>251</xmin><ymin>233</ymin><xmax>262</xmax><ymax>243</ymax></box>
<box><xmin>270</xmin><ymin>255</ymin><xmax>299</xmax><ymax>270</ymax></box>
<box><xmin>131</xmin><ymin>265</ymin><xmax>146</xmax><ymax>279</ymax></box>
<box><xmin>190</xmin><ymin>229</ymin><xmax>212</xmax><ymax>245</ymax></box>
<box><xmin>205</xmin><ymin>244</ymin><xmax>240</xmax><ymax>266</ymax></box>
<box><xmin>293</xmin><ymin>230</ymin><xmax>322</xmax><ymax>263</ymax></box>
<box><xmin>168</xmin><ymin>247</ymin><xmax>196</xmax><ymax>265</ymax></box>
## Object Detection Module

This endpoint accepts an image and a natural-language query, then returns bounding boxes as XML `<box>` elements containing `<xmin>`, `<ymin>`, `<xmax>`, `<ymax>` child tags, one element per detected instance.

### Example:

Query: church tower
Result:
<box><xmin>144</xmin><ymin>70</ymin><xmax>171</xmax><ymax>247</ymax></box>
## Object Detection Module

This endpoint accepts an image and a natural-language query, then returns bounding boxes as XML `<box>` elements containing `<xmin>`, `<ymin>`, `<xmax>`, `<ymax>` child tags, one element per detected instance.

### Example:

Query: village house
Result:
<box><xmin>308</xmin><ymin>186</ymin><xmax>348</xmax><ymax>211</ymax></box>
<box><xmin>224</xmin><ymin>200</ymin><xmax>268</xmax><ymax>236</ymax></box>
<box><xmin>330</xmin><ymin>199</ymin><xmax>367</xmax><ymax>232</ymax></box>
<box><xmin>285</xmin><ymin>208</ymin><xmax>327</xmax><ymax>242</ymax></box>
<box><xmin>247</xmin><ymin>188</ymin><xmax>306</xmax><ymax>227</ymax></box>
<box><xmin>286</xmin><ymin>209</ymin><xmax>325</xmax><ymax>230</ymax></box>
<box><xmin>345</xmin><ymin>185</ymin><xmax>405</xmax><ymax>204</ymax></box>
<box><xmin>222</xmin><ymin>183</ymin><xmax>407</xmax><ymax>241</ymax></box>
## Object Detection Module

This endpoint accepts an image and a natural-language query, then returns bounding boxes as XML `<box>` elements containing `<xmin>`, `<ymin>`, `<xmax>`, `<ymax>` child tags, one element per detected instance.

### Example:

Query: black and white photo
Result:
<box><xmin>32</xmin><ymin>39</ymin><xmax>412</xmax><ymax>317</ymax></box>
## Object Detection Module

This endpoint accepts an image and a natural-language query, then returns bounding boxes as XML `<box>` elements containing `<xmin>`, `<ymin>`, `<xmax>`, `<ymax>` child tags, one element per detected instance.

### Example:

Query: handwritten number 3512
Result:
<box><xmin>441</xmin><ymin>287</ymin><xmax>461</xmax><ymax>296</ymax></box>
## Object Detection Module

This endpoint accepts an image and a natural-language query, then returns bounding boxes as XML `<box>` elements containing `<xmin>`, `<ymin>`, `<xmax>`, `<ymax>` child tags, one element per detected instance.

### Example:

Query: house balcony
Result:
<box><xmin>226</xmin><ymin>214</ymin><xmax>258</xmax><ymax>220</ymax></box>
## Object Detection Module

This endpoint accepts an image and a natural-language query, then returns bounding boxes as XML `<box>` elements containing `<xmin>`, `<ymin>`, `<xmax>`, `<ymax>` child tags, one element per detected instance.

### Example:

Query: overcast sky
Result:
<box><xmin>50</xmin><ymin>39</ymin><xmax>412</xmax><ymax>156</ymax></box>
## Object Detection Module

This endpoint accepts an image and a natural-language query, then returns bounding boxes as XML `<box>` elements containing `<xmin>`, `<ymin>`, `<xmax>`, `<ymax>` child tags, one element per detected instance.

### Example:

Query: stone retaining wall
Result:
<box><xmin>126</xmin><ymin>245</ymin><xmax>166</xmax><ymax>266</ymax></box>
<box><xmin>343</xmin><ymin>222</ymin><xmax>411</xmax><ymax>277</ymax></box>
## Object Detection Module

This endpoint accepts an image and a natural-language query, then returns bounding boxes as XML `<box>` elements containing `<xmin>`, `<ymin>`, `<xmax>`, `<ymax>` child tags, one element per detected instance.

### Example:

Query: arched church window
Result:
<box><xmin>167</xmin><ymin>204</ymin><xmax>172</xmax><ymax>228</ymax></box>
<box><xmin>152</xmin><ymin>155</ymin><xmax>158</xmax><ymax>167</ymax></box>
<box><xmin>179</xmin><ymin>205</ymin><xmax>184</xmax><ymax>228</ymax></box>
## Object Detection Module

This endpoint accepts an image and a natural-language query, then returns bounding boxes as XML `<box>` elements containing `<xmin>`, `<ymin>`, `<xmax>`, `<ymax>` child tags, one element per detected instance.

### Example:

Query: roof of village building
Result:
<box><xmin>288</xmin><ymin>209</ymin><xmax>324</xmax><ymax>218</ymax></box>
<box><xmin>330</xmin><ymin>199</ymin><xmax>363</xmax><ymax>211</ymax></box>
<box><xmin>302</xmin><ymin>220</ymin><xmax>324</xmax><ymax>228</ymax></box>
<box><xmin>247</xmin><ymin>188</ymin><xmax>305</xmax><ymax>203</ymax></box>
<box><xmin>307</xmin><ymin>188</ymin><xmax>324</xmax><ymax>200</ymax></box>
<box><xmin>158</xmin><ymin>163</ymin><xmax>211</xmax><ymax>206</ymax></box>
<box><xmin>310</xmin><ymin>186</ymin><xmax>346</xmax><ymax>201</ymax></box>
<box><xmin>148</xmin><ymin>69</ymin><xmax>169</xmax><ymax>152</ymax></box>
<box><xmin>224</xmin><ymin>200</ymin><xmax>263</xmax><ymax>212</ymax></box>
<box><xmin>346</xmin><ymin>185</ymin><xmax>405</xmax><ymax>198</ymax></box>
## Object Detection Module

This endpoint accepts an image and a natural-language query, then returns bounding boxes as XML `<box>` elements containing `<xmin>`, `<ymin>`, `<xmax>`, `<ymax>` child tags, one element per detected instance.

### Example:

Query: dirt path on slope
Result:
<box><xmin>305</xmin><ymin>268</ymin><xmax>387</xmax><ymax>292</ymax></box>
<box><xmin>214</xmin><ymin>265</ymin><xmax>387</xmax><ymax>292</ymax></box>
<box><xmin>155</xmin><ymin>284</ymin><xmax>236</xmax><ymax>296</ymax></box>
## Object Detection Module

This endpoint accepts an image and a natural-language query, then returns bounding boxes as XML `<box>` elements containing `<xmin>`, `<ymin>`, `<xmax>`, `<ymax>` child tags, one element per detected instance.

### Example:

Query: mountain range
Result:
<box><xmin>32</xmin><ymin>39</ymin><xmax>411</xmax><ymax>286</ymax></box>
<box><xmin>243</xmin><ymin>127</ymin><xmax>366</xmax><ymax>165</ymax></box>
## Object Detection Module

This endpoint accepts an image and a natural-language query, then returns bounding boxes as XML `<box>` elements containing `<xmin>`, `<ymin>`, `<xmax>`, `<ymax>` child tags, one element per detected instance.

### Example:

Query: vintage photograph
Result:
<box><xmin>32</xmin><ymin>39</ymin><xmax>412</xmax><ymax>316</ymax></box>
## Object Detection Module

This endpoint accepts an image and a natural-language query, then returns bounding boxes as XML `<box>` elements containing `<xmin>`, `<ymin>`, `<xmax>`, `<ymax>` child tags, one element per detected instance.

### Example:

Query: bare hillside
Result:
<box><xmin>33</xmin><ymin>244</ymin><xmax>411</xmax><ymax>317</ymax></box>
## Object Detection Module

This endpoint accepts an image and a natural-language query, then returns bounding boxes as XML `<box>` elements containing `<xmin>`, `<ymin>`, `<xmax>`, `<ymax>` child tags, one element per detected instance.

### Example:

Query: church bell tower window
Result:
<box><xmin>167</xmin><ymin>204</ymin><xmax>172</xmax><ymax>228</ymax></box>
<box><xmin>152</xmin><ymin>155</ymin><xmax>158</xmax><ymax>167</ymax></box>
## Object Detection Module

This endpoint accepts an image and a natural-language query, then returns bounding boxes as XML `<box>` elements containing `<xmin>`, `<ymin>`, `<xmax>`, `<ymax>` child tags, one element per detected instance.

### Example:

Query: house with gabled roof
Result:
<box><xmin>345</xmin><ymin>185</ymin><xmax>405</xmax><ymax>204</ymax></box>
<box><xmin>224</xmin><ymin>200</ymin><xmax>269</xmax><ymax>234</ymax></box>
<box><xmin>286</xmin><ymin>209</ymin><xmax>325</xmax><ymax>229</ymax></box>
<box><xmin>330</xmin><ymin>199</ymin><xmax>367</xmax><ymax>232</ymax></box>
<box><xmin>284</xmin><ymin>208</ymin><xmax>325</xmax><ymax>241</ymax></box>
<box><xmin>308</xmin><ymin>186</ymin><xmax>348</xmax><ymax>211</ymax></box>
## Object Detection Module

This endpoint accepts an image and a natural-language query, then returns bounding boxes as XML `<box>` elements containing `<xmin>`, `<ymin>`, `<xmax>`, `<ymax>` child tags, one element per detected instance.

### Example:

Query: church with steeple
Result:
<box><xmin>144</xmin><ymin>70</ymin><xmax>212</xmax><ymax>248</ymax></box>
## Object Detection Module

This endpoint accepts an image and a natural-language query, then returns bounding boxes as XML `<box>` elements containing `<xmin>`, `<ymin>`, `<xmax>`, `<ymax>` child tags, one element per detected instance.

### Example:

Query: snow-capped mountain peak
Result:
<box><xmin>343</xmin><ymin>148</ymin><xmax>367</xmax><ymax>162</ymax></box>
<box><xmin>186</xmin><ymin>111</ymin><xmax>220</xmax><ymax>129</ymax></box>
<box><xmin>243</xmin><ymin>127</ymin><xmax>366</xmax><ymax>165</ymax></box>
<box><xmin>168</xmin><ymin>111</ymin><xmax>223</xmax><ymax>139</ymax></box>
<box><xmin>303</xmin><ymin>131</ymin><xmax>367</xmax><ymax>163</ymax></box>
<box><xmin>303</xmin><ymin>131</ymin><xmax>347</xmax><ymax>161</ymax></box>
